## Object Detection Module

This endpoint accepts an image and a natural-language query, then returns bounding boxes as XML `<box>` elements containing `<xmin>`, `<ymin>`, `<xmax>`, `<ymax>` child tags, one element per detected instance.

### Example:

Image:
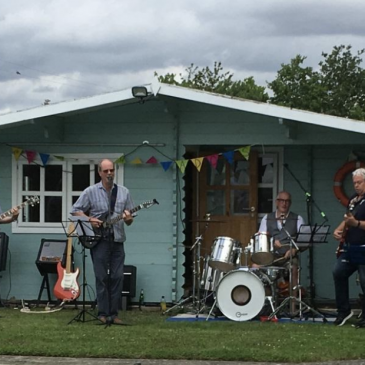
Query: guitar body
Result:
<box><xmin>336</xmin><ymin>203</ymin><xmax>355</xmax><ymax>258</ymax></box>
<box><xmin>54</xmin><ymin>223</ymin><xmax>81</xmax><ymax>302</ymax></box>
<box><xmin>53</xmin><ymin>262</ymin><xmax>80</xmax><ymax>301</ymax></box>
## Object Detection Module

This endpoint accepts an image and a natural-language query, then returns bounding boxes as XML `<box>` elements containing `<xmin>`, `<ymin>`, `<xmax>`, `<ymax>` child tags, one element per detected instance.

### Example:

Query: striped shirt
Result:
<box><xmin>71</xmin><ymin>181</ymin><xmax>134</xmax><ymax>242</ymax></box>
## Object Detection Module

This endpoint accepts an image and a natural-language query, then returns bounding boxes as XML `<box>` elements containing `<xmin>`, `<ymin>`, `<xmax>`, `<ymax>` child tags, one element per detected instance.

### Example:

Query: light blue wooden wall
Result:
<box><xmin>0</xmin><ymin>97</ymin><xmax>364</xmax><ymax>305</ymax></box>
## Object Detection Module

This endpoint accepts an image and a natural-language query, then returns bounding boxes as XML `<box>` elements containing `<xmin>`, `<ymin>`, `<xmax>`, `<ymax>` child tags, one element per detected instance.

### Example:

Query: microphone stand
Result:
<box><xmin>283</xmin><ymin>163</ymin><xmax>328</xmax><ymax>307</ymax></box>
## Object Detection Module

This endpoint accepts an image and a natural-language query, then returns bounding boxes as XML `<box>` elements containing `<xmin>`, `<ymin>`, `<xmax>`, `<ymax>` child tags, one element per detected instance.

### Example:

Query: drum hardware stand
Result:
<box><xmin>164</xmin><ymin>233</ymin><xmax>204</xmax><ymax>315</ymax></box>
<box><xmin>267</xmin><ymin>226</ymin><xmax>327</xmax><ymax>323</ymax></box>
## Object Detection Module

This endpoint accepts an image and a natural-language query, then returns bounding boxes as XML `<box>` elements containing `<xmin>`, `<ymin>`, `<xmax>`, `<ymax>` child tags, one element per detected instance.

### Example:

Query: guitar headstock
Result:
<box><xmin>142</xmin><ymin>199</ymin><xmax>159</xmax><ymax>209</ymax></box>
<box><xmin>25</xmin><ymin>196</ymin><xmax>40</xmax><ymax>206</ymax></box>
<box><xmin>348</xmin><ymin>203</ymin><xmax>355</xmax><ymax>212</ymax></box>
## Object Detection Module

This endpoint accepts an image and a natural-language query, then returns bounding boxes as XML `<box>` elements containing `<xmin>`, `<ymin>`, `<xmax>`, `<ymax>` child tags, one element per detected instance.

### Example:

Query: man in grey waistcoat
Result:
<box><xmin>258</xmin><ymin>191</ymin><xmax>305</xmax><ymax>313</ymax></box>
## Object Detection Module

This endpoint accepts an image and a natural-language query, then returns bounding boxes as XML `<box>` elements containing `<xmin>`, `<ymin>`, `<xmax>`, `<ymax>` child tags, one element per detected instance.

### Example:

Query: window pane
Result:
<box><xmin>231</xmin><ymin>160</ymin><xmax>249</xmax><ymax>185</ymax></box>
<box><xmin>22</xmin><ymin>195</ymin><xmax>40</xmax><ymax>222</ymax></box>
<box><xmin>73</xmin><ymin>165</ymin><xmax>90</xmax><ymax>191</ymax></box>
<box><xmin>206</xmin><ymin>159</ymin><xmax>226</xmax><ymax>186</ymax></box>
<box><xmin>45</xmin><ymin>165</ymin><xmax>62</xmax><ymax>191</ymax></box>
<box><xmin>94</xmin><ymin>164</ymin><xmax>101</xmax><ymax>183</ymax></box>
<box><xmin>258</xmin><ymin>188</ymin><xmax>273</xmax><ymax>213</ymax></box>
<box><xmin>259</xmin><ymin>157</ymin><xmax>274</xmax><ymax>184</ymax></box>
<box><xmin>206</xmin><ymin>190</ymin><xmax>225</xmax><ymax>215</ymax></box>
<box><xmin>23</xmin><ymin>165</ymin><xmax>40</xmax><ymax>191</ymax></box>
<box><xmin>231</xmin><ymin>190</ymin><xmax>249</xmax><ymax>215</ymax></box>
<box><xmin>45</xmin><ymin>196</ymin><xmax>62</xmax><ymax>222</ymax></box>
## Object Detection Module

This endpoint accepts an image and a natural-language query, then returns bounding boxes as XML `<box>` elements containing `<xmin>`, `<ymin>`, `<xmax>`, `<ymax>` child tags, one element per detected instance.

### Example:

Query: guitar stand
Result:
<box><xmin>66</xmin><ymin>219</ymin><xmax>100</xmax><ymax>324</ymax></box>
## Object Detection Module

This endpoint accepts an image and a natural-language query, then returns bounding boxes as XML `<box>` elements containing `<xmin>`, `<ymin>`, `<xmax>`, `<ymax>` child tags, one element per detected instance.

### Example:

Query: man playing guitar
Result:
<box><xmin>333</xmin><ymin>167</ymin><xmax>365</xmax><ymax>327</ymax></box>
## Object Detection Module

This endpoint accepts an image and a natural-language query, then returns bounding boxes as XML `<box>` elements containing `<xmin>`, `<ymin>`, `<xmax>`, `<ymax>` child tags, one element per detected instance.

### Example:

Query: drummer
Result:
<box><xmin>254</xmin><ymin>191</ymin><xmax>305</xmax><ymax>313</ymax></box>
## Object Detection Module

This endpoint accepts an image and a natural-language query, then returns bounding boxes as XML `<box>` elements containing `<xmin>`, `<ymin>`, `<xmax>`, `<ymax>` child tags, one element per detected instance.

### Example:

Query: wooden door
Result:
<box><xmin>193</xmin><ymin>151</ymin><xmax>259</xmax><ymax>267</ymax></box>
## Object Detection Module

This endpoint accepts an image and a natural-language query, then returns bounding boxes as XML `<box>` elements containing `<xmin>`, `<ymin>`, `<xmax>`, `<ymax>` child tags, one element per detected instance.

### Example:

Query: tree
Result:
<box><xmin>268</xmin><ymin>45</ymin><xmax>365</xmax><ymax>120</ymax></box>
<box><xmin>155</xmin><ymin>62</ymin><xmax>269</xmax><ymax>102</ymax></box>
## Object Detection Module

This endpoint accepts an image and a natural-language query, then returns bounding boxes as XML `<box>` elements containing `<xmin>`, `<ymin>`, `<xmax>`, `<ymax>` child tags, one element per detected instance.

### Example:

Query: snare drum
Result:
<box><xmin>251</xmin><ymin>232</ymin><xmax>274</xmax><ymax>266</ymax></box>
<box><xmin>209</xmin><ymin>236</ymin><xmax>241</xmax><ymax>272</ymax></box>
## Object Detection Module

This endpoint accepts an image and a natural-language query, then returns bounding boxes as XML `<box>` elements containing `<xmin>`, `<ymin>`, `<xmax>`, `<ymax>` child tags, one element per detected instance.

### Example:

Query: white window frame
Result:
<box><xmin>11</xmin><ymin>153</ymin><xmax>124</xmax><ymax>234</ymax></box>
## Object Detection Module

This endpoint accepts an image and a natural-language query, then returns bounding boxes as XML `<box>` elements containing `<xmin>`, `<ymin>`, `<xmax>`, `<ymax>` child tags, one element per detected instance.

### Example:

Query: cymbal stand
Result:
<box><xmin>163</xmin><ymin>233</ymin><xmax>204</xmax><ymax>315</ymax></box>
<box><xmin>267</xmin><ymin>227</ymin><xmax>327</xmax><ymax>323</ymax></box>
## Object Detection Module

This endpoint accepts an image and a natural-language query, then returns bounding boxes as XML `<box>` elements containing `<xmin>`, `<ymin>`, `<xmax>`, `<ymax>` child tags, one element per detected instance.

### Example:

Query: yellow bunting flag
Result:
<box><xmin>191</xmin><ymin>157</ymin><xmax>204</xmax><ymax>172</ymax></box>
<box><xmin>115</xmin><ymin>155</ymin><xmax>126</xmax><ymax>164</ymax></box>
<box><xmin>12</xmin><ymin>147</ymin><xmax>22</xmax><ymax>161</ymax></box>
<box><xmin>175</xmin><ymin>159</ymin><xmax>189</xmax><ymax>173</ymax></box>
<box><xmin>238</xmin><ymin>146</ymin><xmax>251</xmax><ymax>160</ymax></box>
<box><xmin>131</xmin><ymin>157</ymin><xmax>143</xmax><ymax>165</ymax></box>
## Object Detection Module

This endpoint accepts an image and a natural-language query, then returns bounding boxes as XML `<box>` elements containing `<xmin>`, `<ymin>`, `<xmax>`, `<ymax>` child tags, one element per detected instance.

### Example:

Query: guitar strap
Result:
<box><xmin>110</xmin><ymin>184</ymin><xmax>118</xmax><ymax>215</ymax></box>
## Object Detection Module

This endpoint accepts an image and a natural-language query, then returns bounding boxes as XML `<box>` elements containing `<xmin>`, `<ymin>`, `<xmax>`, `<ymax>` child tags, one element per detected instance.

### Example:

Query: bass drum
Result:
<box><xmin>216</xmin><ymin>268</ymin><xmax>265</xmax><ymax>322</ymax></box>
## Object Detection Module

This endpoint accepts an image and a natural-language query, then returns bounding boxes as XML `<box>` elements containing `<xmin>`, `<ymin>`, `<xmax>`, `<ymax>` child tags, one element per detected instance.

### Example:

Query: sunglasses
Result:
<box><xmin>102</xmin><ymin>169</ymin><xmax>115</xmax><ymax>173</ymax></box>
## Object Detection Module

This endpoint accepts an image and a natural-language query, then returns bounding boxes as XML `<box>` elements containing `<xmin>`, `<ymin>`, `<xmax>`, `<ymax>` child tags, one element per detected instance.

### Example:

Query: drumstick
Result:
<box><xmin>272</xmin><ymin>256</ymin><xmax>287</xmax><ymax>264</ymax></box>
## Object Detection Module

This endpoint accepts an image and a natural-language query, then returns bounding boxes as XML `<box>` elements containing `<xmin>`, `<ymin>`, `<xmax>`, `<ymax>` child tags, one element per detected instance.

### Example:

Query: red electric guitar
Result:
<box><xmin>54</xmin><ymin>223</ymin><xmax>80</xmax><ymax>302</ymax></box>
<box><xmin>336</xmin><ymin>203</ymin><xmax>355</xmax><ymax>258</ymax></box>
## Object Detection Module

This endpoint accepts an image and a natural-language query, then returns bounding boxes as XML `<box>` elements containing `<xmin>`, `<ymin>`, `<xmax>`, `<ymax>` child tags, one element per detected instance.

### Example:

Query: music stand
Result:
<box><xmin>66</xmin><ymin>217</ymin><xmax>99</xmax><ymax>324</ymax></box>
<box><xmin>268</xmin><ymin>225</ymin><xmax>329</xmax><ymax>323</ymax></box>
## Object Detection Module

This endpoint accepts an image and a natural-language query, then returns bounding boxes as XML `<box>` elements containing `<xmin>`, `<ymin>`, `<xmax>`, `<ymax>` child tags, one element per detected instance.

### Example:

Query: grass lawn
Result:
<box><xmin>0</xmin><ymin>306</ymin><xmax>365</xmax><ymax>362</ymax></box>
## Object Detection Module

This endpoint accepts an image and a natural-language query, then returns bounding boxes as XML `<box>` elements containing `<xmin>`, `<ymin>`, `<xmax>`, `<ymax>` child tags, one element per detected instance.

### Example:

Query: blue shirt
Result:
<box><xmin>71</xmin><ymin>182</ymin><xmax>134</xmax><ymax>242</ymax></box>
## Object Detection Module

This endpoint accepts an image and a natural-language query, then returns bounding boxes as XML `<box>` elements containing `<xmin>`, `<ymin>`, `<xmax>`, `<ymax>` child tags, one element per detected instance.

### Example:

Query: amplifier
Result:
<box><xmin>0</xmin><ymin>232</ymin><xmax>9</xmax><ymax>272</ymax></box>
<box><xmin>35</xmin><ymin>239</ymin><xmax>67</xmax><ymax>275</ymax></box>
<box><xmin>122</xmin><ymin>265</ymin><xmax>137</xmax><ymax>297</ymax></box>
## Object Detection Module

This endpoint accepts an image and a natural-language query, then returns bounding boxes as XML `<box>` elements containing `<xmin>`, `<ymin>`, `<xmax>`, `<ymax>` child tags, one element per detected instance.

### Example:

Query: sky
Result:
<box><xmin>1</xmin><ymin>0</ymin><xmax>365</xmax><ymax>115</ymax></box>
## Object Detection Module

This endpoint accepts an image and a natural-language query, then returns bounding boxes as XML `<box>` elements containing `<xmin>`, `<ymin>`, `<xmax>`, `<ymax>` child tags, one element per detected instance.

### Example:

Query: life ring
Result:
<box><xmin>333</xmin><ymin>161</ymin><xmax>365</xmax><ymax>206</ymax></box>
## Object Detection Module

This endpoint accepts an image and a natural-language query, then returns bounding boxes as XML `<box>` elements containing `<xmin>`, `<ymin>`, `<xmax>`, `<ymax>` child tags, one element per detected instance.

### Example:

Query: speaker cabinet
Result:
<box><xmin>35</xmin><ymin>239</ymin><xmax>67</xmax><ymax>275</ymax></box>
<box><xmin>0</xmin><ymin>232</ymin><xmax>9</xmax><ymax>272</ymax></box>
<box><xmin>122</xmin><ymin>265</ymin><xmax>136</xmax><ymax>297</ymax></box>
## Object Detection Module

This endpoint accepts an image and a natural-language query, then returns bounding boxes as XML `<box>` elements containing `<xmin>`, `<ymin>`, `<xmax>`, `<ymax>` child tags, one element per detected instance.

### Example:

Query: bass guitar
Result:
<box><xmin>336</xmin><ymin>203</ymin><xmax>355</xmax><ymax>258</ymax></box>
<box><xmin>0</xmin><ymin>196</ymin><xmax>40</xmax><ymax>221</ymax></box>
<box><xmin>82</xmin><ymin>199</ymin><xmax>159</xmax><ymax>249</ymax></box>
<box><xmin>54</xmin><ymin>223</ymin><xmax>80</xmax><ymax>302</ymax></box>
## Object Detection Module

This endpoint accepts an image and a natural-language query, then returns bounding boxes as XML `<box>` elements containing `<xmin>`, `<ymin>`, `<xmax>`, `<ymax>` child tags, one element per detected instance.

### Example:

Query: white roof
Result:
<box><xmin>1</xmin><ymin>80</ymin><xmax>364</xmax><ymax>134</ymax></box>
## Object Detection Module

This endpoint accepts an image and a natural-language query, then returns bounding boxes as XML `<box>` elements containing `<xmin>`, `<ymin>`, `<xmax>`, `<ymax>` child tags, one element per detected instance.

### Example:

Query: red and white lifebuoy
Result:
<box><xmin>333</xmin><ymin>161</ymin><xmax>365</xmax><ymax>206</ymax></box>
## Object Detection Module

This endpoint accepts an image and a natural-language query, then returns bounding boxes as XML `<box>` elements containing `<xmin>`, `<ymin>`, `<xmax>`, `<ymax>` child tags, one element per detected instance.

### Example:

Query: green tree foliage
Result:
<box><xmin>155</xmin><ymin>62</ymin><xmax>269</xmax><ymax>102</ymax></box>
<box><xmin>268</xmin><ymin>45</ymin><xmax>365</xmax><ymax>120</ymax></box>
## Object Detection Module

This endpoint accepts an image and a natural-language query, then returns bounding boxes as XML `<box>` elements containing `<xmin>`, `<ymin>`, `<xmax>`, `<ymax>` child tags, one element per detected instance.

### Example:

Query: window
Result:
<box><xmin>12</xmin><ymin>154</ymin><xmax>124</xmax><ymax>234</ymax></box>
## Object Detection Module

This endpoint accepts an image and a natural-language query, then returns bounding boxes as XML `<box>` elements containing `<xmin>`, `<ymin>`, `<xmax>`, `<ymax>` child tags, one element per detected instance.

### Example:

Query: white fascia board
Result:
<box><xmin>153</xmin><ymin>82</ymin><xmax>365</xmax><ymax>134</ymax></box>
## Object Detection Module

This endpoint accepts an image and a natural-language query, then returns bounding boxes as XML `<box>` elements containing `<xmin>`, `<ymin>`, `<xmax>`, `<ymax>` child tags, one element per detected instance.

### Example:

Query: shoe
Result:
<box><xmin>113</xmin><ymin>317</ymin><xmax>123</xmax><ymax>325</ymax></box>
<box><xmin>352</xmin><ymin>318</ymin><xmax>365</xmax><ymax>328</ymax></box>
<box><xmin>98</xmin><ymin>316</ymin><xmax>107</xmax><ymax>324</ymax></box>
<box><xmin>334</xmin><ymin>311</ymin><xmax>353</xmax><ymax>326</ymax></box>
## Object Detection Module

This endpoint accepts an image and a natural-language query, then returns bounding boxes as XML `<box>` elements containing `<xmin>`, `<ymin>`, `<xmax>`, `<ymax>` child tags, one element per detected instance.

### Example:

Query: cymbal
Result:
<box><xmin>191</xmin><ymin>219</ymin><xmax>226</xmax><ymax>223</ymax></box>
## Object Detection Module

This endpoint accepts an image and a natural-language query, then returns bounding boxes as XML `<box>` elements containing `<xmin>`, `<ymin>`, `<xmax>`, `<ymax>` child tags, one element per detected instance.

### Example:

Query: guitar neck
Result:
<box><xmin>0</xmin><ymin>202</ymin><xmax>26</xmax><ymax>220</ymax></box>
<box><xmin>109</xmin><ymin>204</ymin><xmax>143</xmax><ymax>225</ymax></box>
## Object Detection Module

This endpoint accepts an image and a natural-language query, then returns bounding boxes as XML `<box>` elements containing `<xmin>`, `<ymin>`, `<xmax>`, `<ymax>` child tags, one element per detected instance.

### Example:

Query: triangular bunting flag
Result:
<box><xmin>146</xmin><ymin>156</ymin><xmax>158</xmax><ymax>164</ymax></box>
<box><xmin>160</xmin><ymin>161</ymin><xmax>173</xmax><ymax>171</ymax></box>
<box><xmin>39</xmin><ymin>153</ymin><xmax>50</xmax><ymax>166</ymax></box>
<box><xmin>54</xmin><ymin>155</ymin><xmax>65</xmax><ymax>161</ymax></box>
<box><xmin>206</xmin><ymin>154</ymin><xmax>219</xmax><ymax>169</ymax></box>
<box><xmin>12</xmin><ymin>147</ymin><xmax>22</xmax><ymax>161</ymax></box>
<box><xmin>191</xmin><ymin>157</ymin><xmax>204</xmax><ymax>172</ymax></box>
<box><xmin>131</xmin><ymin>157</ymin><xmax>143</xmax><ymax>165</ymax></box>
<box><xmin>175</xmin><ymin>159</ymin><xmax>189</xmax><ymax>173</ymax></box>
<box><xmin>25</xmin><ymin>150</ymin><xmax>37</xmax><ymax>164</ymax></box>
<box><xmin>222</xmin><ymin>151</ymin><xmax>235</xmax><ymax>165</ymax></box>
<box><xmin>115</xmin><ymin>155</ymin><xmax>126</xmax><ymax>164</ymax></box>
<box><xmin>237</xmin><ymin>146</ymin><xmax>251</xmax><ymax>160</ymax></box>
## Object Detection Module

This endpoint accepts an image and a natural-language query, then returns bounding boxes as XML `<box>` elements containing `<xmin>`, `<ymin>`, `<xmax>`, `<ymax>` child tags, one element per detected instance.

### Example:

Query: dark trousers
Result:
<box><xmin>91</xmin><ymin>238</ymin><xmax>125</xmax><ymax>318</ymax></box>
<box><xmin>333</xmin><ymin>249</ymin><xmax>365</xmax><ymax>317</ymax></box>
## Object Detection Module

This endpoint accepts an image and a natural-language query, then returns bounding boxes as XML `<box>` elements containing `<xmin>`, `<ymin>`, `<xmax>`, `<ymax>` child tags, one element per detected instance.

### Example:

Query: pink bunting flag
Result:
<box><xmin>25</xmin><ymin>150</ymin><xmax>37</xmax><ymax>164</ymax></box>
<box><xmin>146</xmin><ymin>156</ymin><xmax>158</xmax><ymax>164</ymax></box>
<box><xmin>206</xmin><ymin>154</ymin><xmax>219</xmax><ymax>169</ymax></box>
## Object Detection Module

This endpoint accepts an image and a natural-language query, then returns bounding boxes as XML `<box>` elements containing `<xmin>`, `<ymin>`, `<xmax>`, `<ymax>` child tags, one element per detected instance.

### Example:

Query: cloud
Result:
<box><xmin>0</xmin><ymin>0</ymin><xmax>364</xmax><ymax>113</ymax></box>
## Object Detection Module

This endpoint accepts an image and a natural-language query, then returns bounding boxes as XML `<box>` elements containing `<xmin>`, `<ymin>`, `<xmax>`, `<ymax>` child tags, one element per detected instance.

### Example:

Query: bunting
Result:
<box><xmin>9</xmin><ymin>144</ymin><xmax>251</xmax><ymax>174</ymax></box>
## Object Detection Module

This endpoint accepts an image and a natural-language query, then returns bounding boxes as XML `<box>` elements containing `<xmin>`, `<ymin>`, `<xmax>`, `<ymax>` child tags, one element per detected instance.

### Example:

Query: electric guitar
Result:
<box><xmin>83</xmin><ymin>199</ymin><xmax>159</xmax><ymax>249</ymax></box>
<box><xmin>336</xmin><ymin>203</ymin><xmax>355</xmax><ymax>258</ymax></box>
<box><xmin>54</xmin><ymin>223</ymin><xmax>80</xmax><ymax>302</ymax></box>
<box><xmin>0</xmin><ymin>196</ymin><xmax>40</xmax><ymax>221</ymax></box>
